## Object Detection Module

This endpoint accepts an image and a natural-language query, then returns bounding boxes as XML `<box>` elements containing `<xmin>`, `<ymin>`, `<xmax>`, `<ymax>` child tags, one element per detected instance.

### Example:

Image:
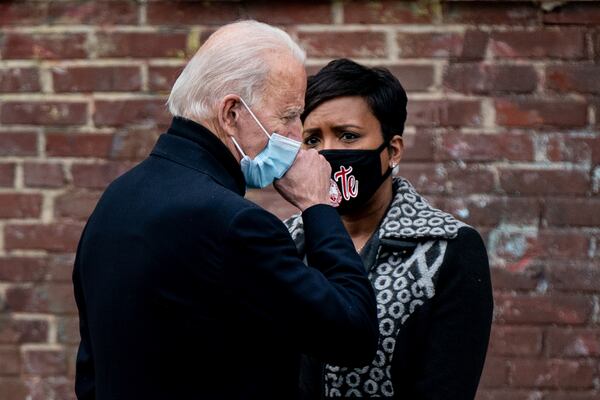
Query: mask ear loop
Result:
<box><xmin>230</xmin><ymin>136</ymin><xmax>246</xmax><ymax>158</ymax></box>
<box><xmin>238</xmin><ymin>97</ymin><xmax>271</xmax><ymax>139</ymax></box>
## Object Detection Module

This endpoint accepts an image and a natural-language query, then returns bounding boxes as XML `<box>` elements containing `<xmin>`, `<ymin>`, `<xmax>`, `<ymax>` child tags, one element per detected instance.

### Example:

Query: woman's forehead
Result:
<box><xmin>305</xmin><ymin>96</ymin><xmax>376</xmax><ymax>126</ymax></box>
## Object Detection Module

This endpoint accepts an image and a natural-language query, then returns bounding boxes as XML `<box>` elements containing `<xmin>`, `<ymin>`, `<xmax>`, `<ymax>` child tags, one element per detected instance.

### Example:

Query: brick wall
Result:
<box><xmin>0</xmin><ymin>1</ymin><xmax>599</xmax><ymax>399</ymax></box>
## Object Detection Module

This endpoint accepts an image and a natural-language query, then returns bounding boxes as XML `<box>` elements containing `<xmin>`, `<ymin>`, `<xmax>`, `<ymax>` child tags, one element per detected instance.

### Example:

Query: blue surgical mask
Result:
<box><xmin>230</xmin><ymin>98</ymin><xmax>301</xmax><ymax>189</ymax></box>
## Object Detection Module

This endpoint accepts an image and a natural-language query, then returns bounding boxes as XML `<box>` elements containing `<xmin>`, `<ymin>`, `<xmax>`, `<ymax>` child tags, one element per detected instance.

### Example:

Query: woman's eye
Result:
<box><xmin>303</xmin><ymin>136</ymin><xmax>320</xmax><ymax>146</ymax></box>
<box><xmin>340</xmin><ymin>131</ymin><xmax>359</xmax><ymax>141</ymax></box>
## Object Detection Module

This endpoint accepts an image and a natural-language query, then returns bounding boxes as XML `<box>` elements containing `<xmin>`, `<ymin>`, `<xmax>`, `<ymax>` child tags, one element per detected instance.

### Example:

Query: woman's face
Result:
<box><xmin>302</xmin><ymin>96</ymin><xmax>403</xmax><ymax>174</ymax></box>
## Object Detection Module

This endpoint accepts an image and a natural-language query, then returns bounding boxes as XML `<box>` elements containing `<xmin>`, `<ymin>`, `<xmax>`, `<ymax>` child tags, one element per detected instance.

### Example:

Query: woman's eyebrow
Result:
<box><xmin>303</xmin><ymin>127</ymin><xmax>321</xmax><ymax>135</ymax></box>
<box><xmin>332</xmin><ymin>124</ymin><xmax>363</xmax><ymax>130</ymax></box>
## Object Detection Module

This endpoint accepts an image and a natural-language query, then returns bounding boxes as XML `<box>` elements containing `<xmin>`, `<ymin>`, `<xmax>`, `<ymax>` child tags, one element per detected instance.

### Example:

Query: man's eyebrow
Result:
<box><xmin>284</xmin><ymin>106</ymin><xmax>304</xmax><ymax>115</ymax></box>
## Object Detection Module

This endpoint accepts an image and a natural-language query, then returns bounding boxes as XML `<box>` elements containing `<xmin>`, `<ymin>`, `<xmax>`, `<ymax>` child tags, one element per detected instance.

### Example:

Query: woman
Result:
<box><xmin>285</xmin><ymin>59</ymin><xmax>493</xmax><ymax>399</ymax></box>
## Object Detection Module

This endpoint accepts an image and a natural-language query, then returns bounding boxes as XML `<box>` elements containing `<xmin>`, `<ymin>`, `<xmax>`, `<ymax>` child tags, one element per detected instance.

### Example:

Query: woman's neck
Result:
<box><xmin>341</xmin><ymin>178</ymin><xmax>394</xmax><ymax>244</ymax></box>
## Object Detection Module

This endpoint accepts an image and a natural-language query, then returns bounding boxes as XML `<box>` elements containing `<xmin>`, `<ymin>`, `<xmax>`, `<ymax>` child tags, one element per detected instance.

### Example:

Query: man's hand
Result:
<box><xmin>274</xmin><ymin>149</ymin><xmax>332</xmax><ymax>212</ymax></box>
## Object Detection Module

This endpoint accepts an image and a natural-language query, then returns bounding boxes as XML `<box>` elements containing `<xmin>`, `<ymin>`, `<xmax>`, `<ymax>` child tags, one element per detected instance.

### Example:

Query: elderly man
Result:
<box><xmin>73</xmin><ymin>20</ymin><xmax>378</xmax><ymax>399</ymax></box>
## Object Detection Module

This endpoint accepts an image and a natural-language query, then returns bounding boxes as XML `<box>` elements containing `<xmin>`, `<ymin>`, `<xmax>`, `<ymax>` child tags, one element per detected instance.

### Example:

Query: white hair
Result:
<box><xmin>167</xmin><ymin>20</ymin><xmax>306</xmax><ymax>121</ymax></box>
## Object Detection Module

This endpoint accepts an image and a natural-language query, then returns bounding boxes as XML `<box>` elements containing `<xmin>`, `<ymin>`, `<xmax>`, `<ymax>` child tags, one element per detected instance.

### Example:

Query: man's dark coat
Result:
<box><xmin>73</xmin><ymin>117</ymin><xmax>378</xmax><ymax>399</ymax></box>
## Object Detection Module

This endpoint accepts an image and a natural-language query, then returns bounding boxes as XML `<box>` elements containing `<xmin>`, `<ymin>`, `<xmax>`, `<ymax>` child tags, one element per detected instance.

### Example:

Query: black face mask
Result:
<box><xmin>320</xmin><ymin>142</ymin><xmax>392</xmax><ymax>215</ymax></box>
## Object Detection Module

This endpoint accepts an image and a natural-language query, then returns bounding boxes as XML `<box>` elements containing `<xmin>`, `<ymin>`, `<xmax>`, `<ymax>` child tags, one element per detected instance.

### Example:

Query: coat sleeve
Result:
<box><xmin>392</xmin><ymin>226</ymin><xmax>493</xmax><ymax>400</ymax></box>
<box><xmin>73</xmin><ymin>227</ymin><xmax>96</xmax><ymax>400</ymax></box>
<box><xmin>224</xmin><ymin>204</ymin><xmax>379</xmax><ymax>366</ymax></box>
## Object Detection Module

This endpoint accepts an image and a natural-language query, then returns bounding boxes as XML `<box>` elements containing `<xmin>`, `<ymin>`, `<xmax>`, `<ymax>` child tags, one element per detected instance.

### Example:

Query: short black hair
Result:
<box><xmin>302</xmin><ymin>58</ymin><xmax>408</xmax><ymax>140</ymax></box>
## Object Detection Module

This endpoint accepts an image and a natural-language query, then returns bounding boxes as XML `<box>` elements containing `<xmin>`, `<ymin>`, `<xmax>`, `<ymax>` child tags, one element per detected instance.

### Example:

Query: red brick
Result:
<box><xmin>47</xmin><ymin>1</ymin><xmax>138</xmax><ymax>25</ymax></box>
<box><xmin>0</xmin><ymin>194</ymin><xmax>42</xmax><ymax>219</ymax></box>
<box><xmin>543</xmin><ymin>2</ymin><xmax>600</xmax><ymax>25</ymax></box>
<box><xmin>57</xmin><ymin>317</ymin><xmax>79</xmax><ymax>345</ymax></box>
<box><xmin>547</xmin><ymin>263</ymin><xmax>600</xmax><ymax>292</ymax></box>
<box><xmin>147</xmin><ymin>1</ymin><xmax>241</xmax><ymax>25</ymax></box>
<box><xmin>545</xmin><ymin>392</ymin><xmax>600</xmax><ymax>400</ymax></box>
<box><xmin>4</xmin><ymin>223</ymin><xmax>83</xmax><ymax>252</ymax></box>
<box><xmin>5</xmin><ymin>284</ymin><xmax>76</xmax><ymax>314</ymax></box>
<box><xmin>0</xmin><ymin>347</ymin><xmax>20</xmax><ymax>375</ymax></box>
<box><xmin>401</xmin><ymin>130</ymin><xmax>434</xmax><ymax>162</ymax></box>
<box><xmin>71</xmin><ymin>162</ymin><xmax>133</xmax><ymax>189</ymax></box>
<box><xmin>461</xmin><ymin>30</ymin><xmax>491</xmax><ymax>61</ymax></box>
<box><xmin>26</xmin><ymin>376</ymin><xmax>75</xmax><ymax>400</ymax></box>
<box><xmin>479</xmin><ymin>357</ymin><xmax>508</xmax><ymax>388</ymax></box>
<box><xmin>437</xmin><ymin>132</ymin><xmax>534</xmax><ymax>162</ymax></box>
<box><xmin>545</xmin><ymin>198</ymin><xmax>600</xmax><ymax>227</ymax></box>
<box><xmin>0</xmin><ymin>132</ymin><xmax>38</xmax><ymax>156</ymax></box>
<box><xmin>22</xmin><ymin>349</ymin><xmax>67</xmax><ymax>376</ymax></box>
<box><xmin>397</xmin><ymin>32</ymin><xmax>464</xmax><ymax>58</ymax></box>
<box><xmin>66</xmin><ymin>347</ymin><xmax>77</xmax><ymax>378</ymax></box>
<box><xmin>541</xmin><ymin>230</ymin><xmax>592</xmax><ymax>259</ymax></box>
<box><xmin>23</xmin><ymin>162</ymin><xmax>66</xmax><ymax>188</ymax></box>
<box><xmin>545</xmin><ymin>135</ymin><xmax>600</xmax><ymax>164</ymax></box>
<box><xmin>54</xmin><ymin>191</ymin><xmax>101</xmax><ymax>220</ymax></box>
<box><xmin>491</xmin><ymin>229</ymin><xmax>539</xmax><ymax>264</ymax></box>
<box><xmin>547</xmin><ymin>328</ymin><xmax>600</xmax><ymax>358</ymax></box>
<box><xmin>489</xmin><ymin>29</ymin><xmax>586</xmax><ymax>59</ymax></box>
<box><xmin>46</xmin><ymin>133</ymin><xmax>113</xmax><ymax>158</ymax></box>
<box><xmin>443</xmin><ymin>2</ymin><xmax>539</xmax><ymax>25</ymax></box>
<box><xmin>407</xmin><ymin>100</ymin><xmax>481</xmax><ymax>127</ymax></box>
<box><xmin>446</xmin><ymin>166</ymin><xmax>496</xmax><ymax>195</ymax></box>
<box><xmin>344</xmin><ymin>1</ymin><xmax>434</xmax><ymax>24</ymax></box>
<box><xmin>386</xmin><ymin>64</ymin><xmax>434</xmax><ymax>92</ymax></box>
<box><xmin>0</xmin><ymin>257</ymin><xmax>47</xmax><ymax>282</ymax></box>
<box><xmin>396</xmin><ymin>29</ymin><xmax>489</xmax><ymax>60</ymax></box>
<box><xmin>491</xmin><ymin>265</ymin><xmax>542</xmax><ymax>291</ymax></box>
<box><xmin>0</xmin><ymin>377</ymin><xmax>28</xmax><ymax>399</ymax></box>
<box><xmin>493</xmin><ymin>228</ymin><xmax>591</xmax><ymax>263</ymax></box>
<box><xmin>444</xmin><ymin>64</ymin><xmax>538</xmax><ymax>94</ymax></box>
<box><xmin>398</xmin><ymin>163</ymin><xmax>494</xmax><ymax>195</ymax></box>
<box><xmin>509</xmin><ymin>359</ymin><xmax>595</xmax><ymax>388</ymax></box>
<box><xmin>0</xmin><ymin>163</ymin><xmax>16</xmax><ymax>187</ymax></box>
<box><xmin>44</xmin><ymin>254</ymin><xmax>76</xmax><ymax>283</ymax></box>
<box><xmin>495</xmin><ymin>294</ymin><xmax>593</xmax><ymax>325</ymax></box>
<box><xmin>245</xmin><ymin>2</ymin><xmax>333</xmax><ymax>24</ymax></box>
<box><xmin>0</xmin><ymin>33</ymin><xmax>87</xmax><ymax>59</ymax></box>
<box><xmin>52</xmin><ymin>66</ymin><xmax>141</xmax><ymax>93</ymax></box>
<box><xmin>476</xmin><ymin>390</ymin><xmax>543</xmax><ymax>400</ymax></box>
<box><xmin>96</xmin><ymin>32</ymin><xmax>188</xmax><ymax>58</ymax></box>
<box><xmin>0</xmin><ymin>318</ymin><xmax>48</xmax><ymax>344</ymax></box>
<box><xmin>109</xmin><ymin>129</ymin><xmax>160</xmax><ymax>160</ymax></box>
<box><xmin>489</xmin><ymin>326</ymin><xmax>542</xmax><ymax>356</ymax></box>
<box><xmin>0</xmin><ymin>2</ymin><xmax>48</xmax><ymax>25</ymax></box>
<box><xmin>595</xmin><ymin>32</ymin><xmax>600</xmax><ymax>61</ymax></box>
<box><xmin>546</xmin><ymin>65</ymin><xmax>600</xmax><ymax>94</ymax></box>
<box><xmin>495</xmin><ymin>99</ymin><xmax>587</xmax><ymax>128</ymax></box>
<box><xmin>148</xmin><ymin>65</ymin><xmax>183</xmax><ymax>92</ymax></box>
<box><xmin>93</xmin><ymin>99</ymin><xmax>169</xmax><ymax>127</ymax></box>
<box><xmin>443</xmin><ymin>197</ymin><xmax>540</xmax><ymax>227</ymax></box>
<box><xmin>298</xmin><ymin>31</ymin><xmax>387</xmax><ymax>58</ymax></box>
<box><xmin>0</xmin><ymin>67</ymin><xmax>40</xmax><ymax>92</ymax></box>
<box><xmin>499</xmin><ymin>168</ymin><xmax>590</xmax><ymax>195</ymax></box>
<box><xmin>0</xmin><ymin>102</ymin><xmax>88</xmax><ymax>126</ymax></box>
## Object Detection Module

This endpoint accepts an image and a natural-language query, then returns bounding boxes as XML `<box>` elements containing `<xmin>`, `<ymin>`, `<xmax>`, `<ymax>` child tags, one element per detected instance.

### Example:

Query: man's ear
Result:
<box><xmin>217</xmin><ymin>94</ymin><xmax>242</xmax><ymax>137</ymax></box>
<box><xmin>388</xmin><ymin>134</ymin><xmax>404</xmax><ymax>168</ymax></box>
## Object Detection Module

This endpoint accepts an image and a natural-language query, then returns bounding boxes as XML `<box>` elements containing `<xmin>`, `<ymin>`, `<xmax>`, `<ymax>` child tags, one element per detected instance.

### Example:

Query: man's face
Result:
<box><xmin>237</xmin><ymin>53</ymin><xmax>306</xmax><ymax>159</ymax></box>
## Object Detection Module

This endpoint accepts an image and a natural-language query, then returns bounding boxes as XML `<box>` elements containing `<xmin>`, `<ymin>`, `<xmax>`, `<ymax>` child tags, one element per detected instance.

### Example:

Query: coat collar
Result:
<box><xmin>285</xmin><ymin>177</ymin><xmax>464</xmax><ymax>253</ymax></box>
<box><xmin>378</xmin><ymin>177</ymin><xmax>461</xmax><ymax>241</ymax></box>
<box><xmin>150</xmin><ymin>117</ymin><xmax>246</xmax><ymax>196</ymax></box>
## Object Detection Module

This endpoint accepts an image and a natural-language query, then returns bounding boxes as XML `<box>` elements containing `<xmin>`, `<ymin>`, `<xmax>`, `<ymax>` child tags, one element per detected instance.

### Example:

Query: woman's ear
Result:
<box><xmin>388</xmin><ymin>134</ymin><xmax>404</xmax><ymax>171</ymax></box>
<box><xmin>217</xmin><ymin>95</ymin><xmax>242</xmax><ymax>137</ymax></box>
